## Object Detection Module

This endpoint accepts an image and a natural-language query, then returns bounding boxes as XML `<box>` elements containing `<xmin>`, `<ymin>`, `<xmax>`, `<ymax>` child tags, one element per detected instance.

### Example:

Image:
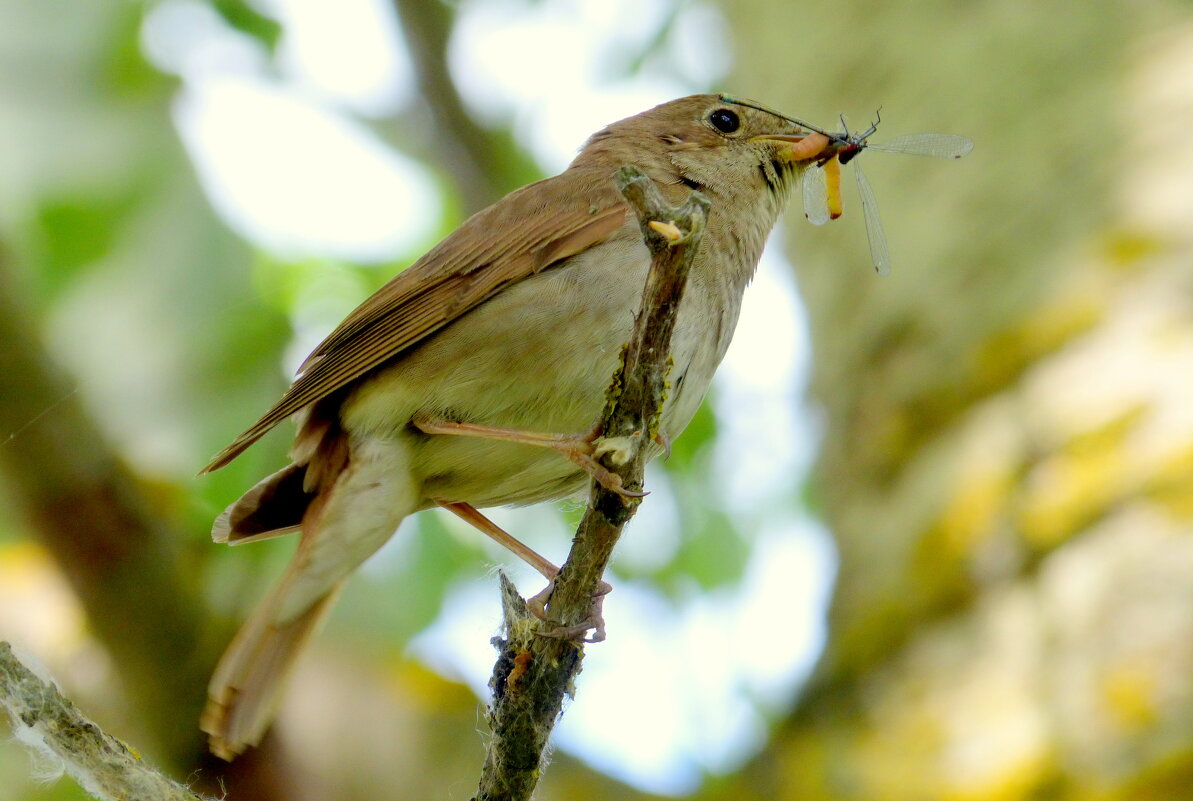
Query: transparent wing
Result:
<box><xmin>854</xmin><ymin>167</ymin><xmax>891</xmax><ymax>276</ymax></box>
<box><xmin>801</xmin><ymin>162</ymin><xmax>830</xmax><ymax>226</ymax></box>
<box><xmin>867</xmin><ymin>133</ymin><xmax>974</xmax><ymax>159</ymax></box>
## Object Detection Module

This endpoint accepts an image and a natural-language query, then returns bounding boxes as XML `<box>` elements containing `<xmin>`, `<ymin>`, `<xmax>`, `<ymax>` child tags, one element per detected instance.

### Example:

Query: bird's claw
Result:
<box><xmin>585</xmin><ymin>458</ymin><xmax>648</xmax><ymax>498</ymax></box>
<box><xmin>560</xmin><ymin>431</ymin><xmax>647</xmax><ymax>499</ymax></box>
<box><xmin>528</xmin><ymin>580</ymin><xmax>611</xmax><ymax>643</ymax></box>
<box><xmin>653</xmin><ymin>430</ymin><xmax>672</xmax><ymax>460</ymax></box>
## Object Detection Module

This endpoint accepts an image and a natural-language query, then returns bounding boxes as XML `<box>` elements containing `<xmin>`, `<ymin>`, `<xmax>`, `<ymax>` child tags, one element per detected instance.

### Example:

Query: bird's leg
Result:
<box><xmin>436</xmin><ymin>501</ymin><xmax>610</xmax><ymax>642</ymax></box>
<box><xmin>414</xmin><ymin>416</ymin><xmax>647</xmax><ymax>498</ymax></box>
<box><xmin>437</xmin><ymin>500</ymin><xmax>559</xmax><ymax>581</ymax></box>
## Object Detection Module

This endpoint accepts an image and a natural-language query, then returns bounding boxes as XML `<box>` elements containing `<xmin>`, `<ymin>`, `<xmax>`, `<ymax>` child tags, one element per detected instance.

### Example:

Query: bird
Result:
<box><xmin>199</xmin><ymin>93</ymin><xmax>819</xmax><ymax>760</ymax></box>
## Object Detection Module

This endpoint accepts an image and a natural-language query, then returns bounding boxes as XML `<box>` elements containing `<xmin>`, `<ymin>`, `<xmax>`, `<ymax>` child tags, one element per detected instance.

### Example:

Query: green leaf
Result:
<box><xmin>665</xmin><ymin>397</ymin><xmax>718</xmax><ymax>472</ymax></box>
<box><xmin>32</xmin><ymin>191</ymin><xmax>140</xmax><ymax>300</ymax></box>
<box><xmin>211</xmin><ymin>0</ymin><xmax>283</xmax><ymax>51</ymax></box>
<box><xmin>667</xmin><ymin>507</ymin><xmax>748</xmax><ymax>591</ymax></box>
<box><xmin>101</xmin><ymin>3</ymin><xmax>175</xmax><ymax>98</ymax></box>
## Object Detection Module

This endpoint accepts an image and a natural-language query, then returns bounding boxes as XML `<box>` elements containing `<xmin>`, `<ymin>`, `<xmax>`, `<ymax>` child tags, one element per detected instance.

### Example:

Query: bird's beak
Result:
<box><xmin>750</xmin><ymin>132</ymin><xmax>831</xmax><ymax>163</ymax></box>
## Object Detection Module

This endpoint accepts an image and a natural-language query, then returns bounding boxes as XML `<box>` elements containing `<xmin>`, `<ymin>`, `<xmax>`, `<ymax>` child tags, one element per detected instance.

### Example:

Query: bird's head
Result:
<box><xmin>573</xmin><ymin>93</ymin><xmax>823</xmax><ymax>200</ymax></box>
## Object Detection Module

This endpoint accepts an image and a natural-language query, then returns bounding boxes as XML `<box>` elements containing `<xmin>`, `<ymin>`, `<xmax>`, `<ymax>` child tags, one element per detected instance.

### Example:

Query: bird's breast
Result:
<box><xmin>338</xmin><ymin>215</ymin><xmax>748</xmax><ymax>509</ymax></box>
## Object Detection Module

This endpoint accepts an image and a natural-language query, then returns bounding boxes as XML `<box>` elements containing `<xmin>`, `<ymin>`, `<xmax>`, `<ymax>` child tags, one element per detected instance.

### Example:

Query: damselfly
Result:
<box><xmin>722</xmin><ymin>96</ymin><xmax>973</xmax><ymax>275</ymax></box>
<box><xmin>798</xmin><ymin>111</ymin><xmax>973</xmax><ymax>275</ymax></box>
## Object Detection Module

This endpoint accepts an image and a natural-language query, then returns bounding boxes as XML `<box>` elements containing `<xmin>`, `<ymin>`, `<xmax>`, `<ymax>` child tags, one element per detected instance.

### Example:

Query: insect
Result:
<box><xmin>798</xmin><ymin>111</ymin><xmax>973</xmax><ymax>275</ymax></box>
<box><xmin>723</xmin><ymin>97</ymin><xmax>973</xmax><ymax>275</ymax></box>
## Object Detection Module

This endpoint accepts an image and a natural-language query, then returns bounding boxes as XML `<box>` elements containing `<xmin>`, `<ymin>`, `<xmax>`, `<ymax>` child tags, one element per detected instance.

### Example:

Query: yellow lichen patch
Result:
<box><xmin>1017</xmin><ymin>453</ymin><xmax>1115</xmax><ymax>547</ymax></box>
<box><xmin>1100</xmin><ymin>663</ymin><xmax>1159</xmax><ymax>732</ymax></box>
<box><xmin>0</xmin><ymin>541</ymin><xmax>87</xmax><ymax>657</ymax></box>
<box><xmin>855</xmin><ymin>717</ymin><xmax>947</xmax><ymax>801</ymax></box>
<box><xmin>933</xmin><ymin>470</ymin><xmax>1016</xmax><ymax>557</ymax></box>
<box><xmin>938</xmin><ymin>749</ymin><xmax>1053</xmax><ymax>801</ymax></box>
<box><xmin>1140</xmin><ymin>442</ymin><xmax>1193</xmax><ymax>520</ymax></box>
<box><xmin>1059</xmin><ymin>405</ymin><xmax>1148</xmax><ymax>456</ymax></box>
<box><xmin>1112</xmin><ymin>746</ymin><xmax>1193</xmax><ymax>801</ymax></box>
<box><xmin>776</xmin><ymin>730</ymin><xmax>846</xmax><ymax>801</ymax></box>
<box><xmin>773</xmin><ymin>614</ymin><xmax>1062</xmax><ymax>801</ymax></box>
<box><xmin>1101</xmin><ymin>227</ymin><xmax>1168</xmax><ymax>272</ymax></box>
<box><xmin>1016</xmin><ymin>408</ymin><xmax>1145</xmax><ymax>549</ymax></box>
<box><xmin>911</xmin><ymin>401</ymin><xmax>1025</xmax><ymax>570</ymax></box>
<box><xmin>973</xmin><ymin>292</ymin><xmax>1104</xmax><ymax>396</ymax></box>
<box><xmin>852</xmin><ymin>677</ymin><xmax>1048</xmax><ymax>801</ymax></box>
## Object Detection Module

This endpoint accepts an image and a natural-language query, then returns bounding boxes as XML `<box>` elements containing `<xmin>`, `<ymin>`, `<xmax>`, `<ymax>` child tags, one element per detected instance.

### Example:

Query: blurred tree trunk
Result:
<box><xmin>0</xmin><ymin>245</ymin><xmax>206</xmax><ymax>763</ymax></box>
<box><xmin>0</xmin><ymin>234</ymin><xmax>307</xmax><ymax>801</ymax></box>
<box><xmin>700</xmin><ymin>1</ymin><xmax>1193</xmax><ymax>798</ymax></box>
<box><xmin>0</xmin><ymin>3</ymin><xmax>307</xmax><ymax>798</ymax></box>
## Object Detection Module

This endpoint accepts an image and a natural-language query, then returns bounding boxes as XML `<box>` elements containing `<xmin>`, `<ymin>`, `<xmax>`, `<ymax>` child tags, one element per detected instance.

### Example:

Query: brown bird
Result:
<box><xmin>200</xmin><ymin>93</ymin><xmax>819</xmax><ymax>760</ymax></box>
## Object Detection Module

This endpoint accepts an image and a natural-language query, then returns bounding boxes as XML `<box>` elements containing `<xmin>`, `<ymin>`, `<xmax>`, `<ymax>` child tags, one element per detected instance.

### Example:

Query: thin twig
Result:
<box><xmin>391</xmin><ymin>0</ymin><xmax>533</xmax><ymax>211</ymax></box>
<box><xmin>0</xmin><ymin>642</ymin><xmax>215</xmax><ymax>801</ymax></box>
<box><xmin>473</xmin><ymin>165</ymin><xmax>710</xmax><ymax>801</ymax></box>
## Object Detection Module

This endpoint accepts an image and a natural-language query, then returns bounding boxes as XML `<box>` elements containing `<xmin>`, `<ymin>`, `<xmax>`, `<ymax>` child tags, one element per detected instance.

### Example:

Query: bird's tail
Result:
<box><xmin>201</xmin><ymin>570</ymin><xmax>342</xmax><ymax>761</ymax></box>
<box><xmin>201</xmin><ymin>435</ymin><xmax>418</xmax><ymax>760</ymax></box>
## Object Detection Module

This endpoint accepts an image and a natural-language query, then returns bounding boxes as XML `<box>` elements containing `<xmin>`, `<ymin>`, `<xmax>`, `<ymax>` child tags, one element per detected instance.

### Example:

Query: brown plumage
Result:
<box><xmin>201</xmin><ymin>94</ymin><xmax>816</xmax><ymax>759</ymax></box>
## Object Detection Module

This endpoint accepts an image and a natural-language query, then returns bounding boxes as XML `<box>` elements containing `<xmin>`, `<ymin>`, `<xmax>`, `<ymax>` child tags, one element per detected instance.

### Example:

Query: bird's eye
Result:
<box><xmin>709</xmin><ymin>109</ymin><xmax>740</xmax><ymax>134</ymax></box>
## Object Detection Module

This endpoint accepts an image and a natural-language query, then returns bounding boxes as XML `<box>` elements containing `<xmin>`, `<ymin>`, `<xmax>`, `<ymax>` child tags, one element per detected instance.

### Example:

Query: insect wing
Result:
<box><xmin>802</xmin><ymin>161</ymin><xmax>831</xmax><ymax>226</ymax></box>
<box><xmin>854</xmin><ymin>167</ymin><xmax>891</xmax><ymax>276</ymax></box>
<box><xmin>867</xmin><ymin>133</ymin><xmax>974</xmax><ymax>159</ymax></box>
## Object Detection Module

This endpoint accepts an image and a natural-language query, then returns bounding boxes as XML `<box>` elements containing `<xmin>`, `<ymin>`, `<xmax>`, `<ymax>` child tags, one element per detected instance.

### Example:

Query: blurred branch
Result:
<box><xmin>0</xmin><ymin>247</ymin><xmax>304</xmax><ymax>800</ymax></box>
<box><xmin>475</xmin><ymin>166</ymin><xmax>709</xmax><ymax>801</ymax></box>
<box><xmin>0</xmin><ymin>642</ymin><xmax>213</xmax><ymax>801</ymax></box>
<box><xmin>392</xmin><ymin>0</ymin><xmax>531</xmax><ymax>211</ymax></box>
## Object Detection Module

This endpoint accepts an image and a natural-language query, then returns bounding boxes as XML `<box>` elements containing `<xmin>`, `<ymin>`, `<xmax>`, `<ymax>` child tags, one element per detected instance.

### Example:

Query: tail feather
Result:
<box><xmin>203</xmin><ymin>472</ymin><xmax>336</xmax><ymax>761</ymax></box>
<box><xmin>213</xmin><ymin>463</ymin><xmax>312</xmax><ymax>545</ymax></box>
<box><xmin>202</xmin><ymin>436</ymin><xmax>419</xmax><ymax>760</ymax></box>
<box><xmin>202</xmin><ymin>573</ymin><xmax>342</xmax><ymax>761</ymax></box>
<box><xmin>211</xmin><ymin>403</ymin><xmax>348</xmax><ymax>545</ymax></box>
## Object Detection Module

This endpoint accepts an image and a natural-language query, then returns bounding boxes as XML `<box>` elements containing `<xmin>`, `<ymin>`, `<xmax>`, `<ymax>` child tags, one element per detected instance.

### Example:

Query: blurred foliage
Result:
<box><xmin>729</xmin><ymin>0</ymin><xmax>1138</xmax><ymax>674</ymax></box>
<box><xmin>5</xmin><ymin>0</ymin><xmax>1191</xmax><ymax>799</ymax></box>
<box><xmin>0</xmin><ymin>0</ymin><xmax>740</xmax><ymax>797</ymax></box>
<box><xmin>211</xmin><ymin>0</ymin><xmax>283</xmax><ymax>51</ymax></box>
<box><xmin>715</xmin><ymin>1</ymin><xmax>1193</xmax><ymax>800</ymax></box>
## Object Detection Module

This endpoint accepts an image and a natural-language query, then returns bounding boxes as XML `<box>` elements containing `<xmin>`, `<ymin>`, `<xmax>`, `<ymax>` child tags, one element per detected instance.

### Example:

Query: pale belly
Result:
<box><xmin>339</xmin><ymin>239</ymin><xmax>736</xmax><ymax>509</ymax></box>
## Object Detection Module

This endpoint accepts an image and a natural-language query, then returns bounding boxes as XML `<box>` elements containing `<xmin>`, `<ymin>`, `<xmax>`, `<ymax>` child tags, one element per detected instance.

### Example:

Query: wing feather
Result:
<box><xmin>203</xmin><ymin>169</ymin><xmax>628</xmax><ymax>473</ymax></box>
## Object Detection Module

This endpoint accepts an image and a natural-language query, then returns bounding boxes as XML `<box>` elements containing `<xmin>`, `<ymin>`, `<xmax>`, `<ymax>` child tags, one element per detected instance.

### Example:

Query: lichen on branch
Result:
<box><xmin>0</xmin><ymin>642</ymin><xmax>215</xmax><ymax>801</ymax></box>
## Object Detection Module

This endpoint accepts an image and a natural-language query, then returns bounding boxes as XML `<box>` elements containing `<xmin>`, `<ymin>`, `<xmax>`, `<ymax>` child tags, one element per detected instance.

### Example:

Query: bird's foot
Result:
<box><xmin>435</xmin><ymin>500</ymin><xmax>610</xmax><ymax>642</ymax></box>
<box><xmin>528</xmin><ymin>579</ymin><xmax>612</xmax><ymax>643</ymax></box>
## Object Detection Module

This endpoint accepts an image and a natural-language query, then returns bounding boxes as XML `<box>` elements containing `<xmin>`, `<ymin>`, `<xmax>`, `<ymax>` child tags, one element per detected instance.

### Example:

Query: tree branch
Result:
<box><xmin>474</xmin><ymin>166</ymin><xmax>710</xmax><ymax>801</ymax></box>
<box><xmin>0</xmin><ymin>642</ymin><xmax>214</xmax><ymax>801</ymax></box>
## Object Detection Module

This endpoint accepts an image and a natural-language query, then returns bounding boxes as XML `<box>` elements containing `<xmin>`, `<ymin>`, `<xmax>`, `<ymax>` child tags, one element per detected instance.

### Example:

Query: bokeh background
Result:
<box><xmin>3</xmin><ymin>1</ymin><xmax>1193</xmax><ymax>799</ymax></box>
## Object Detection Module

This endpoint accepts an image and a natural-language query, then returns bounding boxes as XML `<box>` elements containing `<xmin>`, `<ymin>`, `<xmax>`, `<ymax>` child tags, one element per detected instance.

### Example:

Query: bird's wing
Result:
<box><xmin>203</xmin><ymin>168</ymin><xmax>629</xmax><ymax>472</ymax></box>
